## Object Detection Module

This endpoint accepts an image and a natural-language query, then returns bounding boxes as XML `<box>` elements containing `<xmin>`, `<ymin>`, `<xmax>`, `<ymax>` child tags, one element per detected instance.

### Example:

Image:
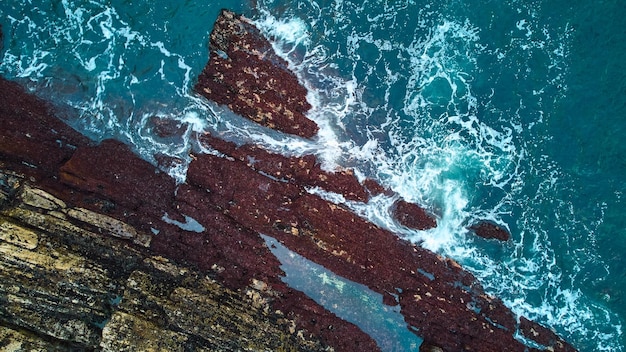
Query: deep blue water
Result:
<box><xmin>1</xmin><ymin>1</ymin><xmax>625</xmax><ymax>350</ymax></box>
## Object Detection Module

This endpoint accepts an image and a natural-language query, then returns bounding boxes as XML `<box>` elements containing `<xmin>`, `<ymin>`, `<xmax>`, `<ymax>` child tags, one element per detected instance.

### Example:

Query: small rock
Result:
<box><xmin>468</xmin><ymin>221</ymin><xmax>511</xmax><ymax>241</ymax></box>
<box><xmin>392</xmin><ymin>199</ymin><xmax>437</xmax><ymax>230</ymax></box>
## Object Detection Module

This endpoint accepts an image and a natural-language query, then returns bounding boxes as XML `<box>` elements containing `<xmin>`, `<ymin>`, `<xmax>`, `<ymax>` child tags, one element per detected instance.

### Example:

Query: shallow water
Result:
<box><xmin>1</xmin><ymin>0</ymin><xmax>624</xmax><ymax>350</ymax></box>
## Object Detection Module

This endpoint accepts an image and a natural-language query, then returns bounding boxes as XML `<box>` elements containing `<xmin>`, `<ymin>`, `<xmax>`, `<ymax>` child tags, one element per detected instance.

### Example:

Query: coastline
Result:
<box><xmin>0</xmin><ymin>13</ymin><xmax>578</xmax><ymax>351</ymax></box>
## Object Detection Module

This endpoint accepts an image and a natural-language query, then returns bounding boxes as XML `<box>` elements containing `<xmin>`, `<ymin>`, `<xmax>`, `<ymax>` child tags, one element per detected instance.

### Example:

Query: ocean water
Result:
<box><xmin>1</xmin><ymin>0</ymin><xmax>625</xmax><ymax>350</ymax></box>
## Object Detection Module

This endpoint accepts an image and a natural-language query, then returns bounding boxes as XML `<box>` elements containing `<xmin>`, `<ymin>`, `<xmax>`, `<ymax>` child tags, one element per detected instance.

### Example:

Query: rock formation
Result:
<box><xmin>469</xmin><ymin>221</ymin><xmax>511</xmax><ymax>241</ymax></box>
<box><xmin>0</xmin><ymin>9</ymin><xmax>577</xmax><ymax>352</ymax></box>
<box><xmin>195</xmin><ymin>9</ymin><xmax>318</xmax><ymax>138</ymax></box>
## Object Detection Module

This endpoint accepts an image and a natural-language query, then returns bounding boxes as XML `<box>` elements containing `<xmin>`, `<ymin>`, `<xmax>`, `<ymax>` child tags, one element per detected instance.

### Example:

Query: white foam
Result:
<box><xmin>249</xmin><ymin>4</ymin><xmax>623</xmax><ymax>349</ymax></box>
<box><xmin>250</xmin><ymin>7</ymin><xmax>369</xmax><ymax>171</ymax></box>
<box><xmin>254</xmin><ymin>12</ymin><xmax>310</xmax><ymax>49</ymax></box>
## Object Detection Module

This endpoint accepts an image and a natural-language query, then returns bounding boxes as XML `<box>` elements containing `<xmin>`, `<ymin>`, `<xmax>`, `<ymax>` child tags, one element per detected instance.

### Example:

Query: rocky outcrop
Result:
<box><xmin>0</xmin><ymin>176</ymin><xmax>328</xmax><ymax>351</ymax></box>
<box><xmin>0</xmin><ymin>9</ymin><xmax>577</xmax><ymax>352</ymax></box>
<box><xmin>0</xmin><ymin>77</ymin><xmax>376</xmax><ymax>351</ymax></box>
<box><xmin>469</xmin><ymin>221</ymin><xmax>511</xmax><ymax>241</ymax></box>
<box><xmin>199</xmin><ymin>133</ymin><xmax>374</xmax><ymax>202</ymax></box>
<box><xmin>392</xmin><ymin>199</ymin><xmax>437</xmax><ymax>230</ymax></box>
<box><xmin>195</xmin><ymin>9</ymin><xmax>318</xmax><ymax>138</ymax></box>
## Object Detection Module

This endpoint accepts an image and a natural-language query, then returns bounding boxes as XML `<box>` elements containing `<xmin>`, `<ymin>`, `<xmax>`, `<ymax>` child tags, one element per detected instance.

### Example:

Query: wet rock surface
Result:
<box><xmin>195</xmin><ymin>9</ymin><xmax>318</xmax><ymax>138</ymax></box>
<box><xmin>0</xmin><ymin>10</ymin><xmax>578</xmax><ymax>352</ymax></box>
<box><xmin>469</xmin><ymin>221</ymin><xmax>511</xmax><ymax>241</ymax></box>
<box><xmin>0</xmin><ymin>77</ymin><xmax>371</xmax><ymax>351</ymax></box>
<box><xmin>392</xmin><ymin>199</ymin><xmax>437</xmax><ymax>230</ymax></box>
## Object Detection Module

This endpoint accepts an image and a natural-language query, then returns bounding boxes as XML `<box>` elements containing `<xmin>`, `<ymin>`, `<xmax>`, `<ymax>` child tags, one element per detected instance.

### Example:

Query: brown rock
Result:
<box><xmin>0</xmin><ymin>79</ymin><xmax>91</xmax><ymax>177</ymax></box>
<box><xmin>58</xmin><ymin>139</ymin><xmax>176</xmax><ymax>227</ymax></box>
<box><xmin>184</xmin><ymin>146</ymin><xmax>575</xmax><ymax>352</ymax></box>
<box><xmin>363</xmin><ymin>178</ymin><xmax>390</xmax><ymax>196</ymax></box>
<box><xmin>194</xmin><ymin>9</ymin><xmax>318</xmax><ymax>138</ymax></box>
<box><xmin>520</xmin><ymin>316</ymin><xmax>577</xmax><ymax>352</ymax></box>
<box><xmin>392</xmin><ymin>199</ymin><xmax>437</xmax><ymax>230</ymax></box>
<box><xmin>469</xmin><ymin>221</ymin><xmax>511</xmax><ymax>241</ymax></box>
<box><xmin>198</xmin><ymin>133</ymin><xmax>370</xmax><ymax>202</ymax></box>
<box><xmin>149</xmin><ymin>116</ymin><xmax>187</xmax><ymax>138</ymax></box>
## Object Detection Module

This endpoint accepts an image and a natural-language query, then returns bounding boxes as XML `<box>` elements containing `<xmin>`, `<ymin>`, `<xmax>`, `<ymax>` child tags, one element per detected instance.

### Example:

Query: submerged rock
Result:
<box><xmin>195</xmin><ymin>9</ymin><xmax>318</xmax><ymax>138</ymax></box>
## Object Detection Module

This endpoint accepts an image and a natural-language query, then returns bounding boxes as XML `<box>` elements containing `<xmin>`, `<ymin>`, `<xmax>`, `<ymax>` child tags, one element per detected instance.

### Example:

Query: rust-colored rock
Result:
<box><xmin>363</xmin><ymin>177</ymin><xmax>390</xmax><ymax>197</ymax></box>
<box><xmin>149</xmin><ymin>116</ymin><xmax>187</xmax><ymax>138</ymax></box>
<box><xmin>519</xmin><ymin>317</ymin><xmax>577</xmax><ymax>351</ymax></box>
<box><xmin>0</xmin><ymin>79</ymin><xmax>91</xmax><ymax>178</ymax></box>
<box><xmin>195</xmin><ymin>9</ymin><xmax>318</xmax><ymax>138</ymax></box>
<box><xmin>58</xmin><ymin>139</ymin><xmax>177</xmax><ymax>233</ymax></box>
<box><xmin>393</xmin><ymin>199</ymin><xmax>437</xmax><ymax>230</ymax></box>
<box><xmin>469</xmin><ymin>221</ymin><xmax>511</xmax><ymax>241</ymax></box>
<box><xmin>198</xmin><ymin>133</ymin><xmax>369</xmax><ymax>202</ymax></box>
<box><xmin>184</xmin><ymin>145</ymin><xmax>574</xmax><ymax>352</ymax></box>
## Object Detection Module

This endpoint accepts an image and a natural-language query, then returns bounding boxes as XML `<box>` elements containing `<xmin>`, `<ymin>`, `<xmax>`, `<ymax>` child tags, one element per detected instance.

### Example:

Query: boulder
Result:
<box><xmin>392</xmin><ymin>199</ymin><xmax>437</xmax><ymax>230</ymax></box>
<box><xmin>469</xmin><ymin>221</ymin><xmax>511</xmax><ymax>241</ymax></box>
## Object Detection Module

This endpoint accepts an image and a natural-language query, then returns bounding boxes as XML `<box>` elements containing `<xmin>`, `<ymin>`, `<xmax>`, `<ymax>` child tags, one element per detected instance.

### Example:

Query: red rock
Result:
<box><xmin>58</xmin><ymin>139</ymin><xmax>177</xmax><ymax>232</ymax></box>
<box><xmin>153</xmin><ymin>153</ymin><xmax>185</xmax><ymax>170</ymax></box>
<box><xmin>393</xmin><ymin>199</ymin><xmax>437</xmax><ymax>230</ymax></box>
<box><xmin>469</xmin><ymin>221</ymin><xmax>511</xmax><ymax>241</ymax></box>
<box><xmin>198</xmin><ymin>133</ymin><xmax>370</xmax><ymax>202</ymax></box>
<box><xmin>519</xmin><ymin>317</ymin><xmax>577</xmax><ymax>352</ymax></box>
<box><xmin>362</xmin><ymin>178</ymin><xmax>390</xmax><ymax>196</ymax></box>
<box><xmin>194</xmin><ymin>9</ymin><xmax>318</xmax><ymax>138</ymax></box>
<box><xmin>185</xmin><ymin>147</ymin><xmax>575</xmax><ymax>352</ymax></box>
<box><xmin>149</xmin><ymin>116</ymin><xmax>187</xmax><ymax>138</ymax></box>
<box><xmin>0</xmin><ymin>78</ymin><xmax>91</xmax><ymax>177</ymax></box>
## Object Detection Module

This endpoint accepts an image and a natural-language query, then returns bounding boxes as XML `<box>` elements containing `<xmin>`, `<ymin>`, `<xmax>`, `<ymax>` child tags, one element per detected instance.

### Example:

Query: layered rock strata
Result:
<box><xmin>0</xmin><ymin>179</ymin><xmax>327</xmax><ymax>351</ymax></box>
<box><xmin>0</xmin><ymin>78</ymin><xmax>333</xmax><ymax>351</ymax></box>
<box><xmin>0</xmin><ymin>9</ymin><xmax>578</xmax><ymax>352</ymax></box>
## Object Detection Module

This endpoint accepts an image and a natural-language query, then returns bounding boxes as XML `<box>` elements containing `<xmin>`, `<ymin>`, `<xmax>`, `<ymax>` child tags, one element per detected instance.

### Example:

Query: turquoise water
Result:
<box><xmin>1</xmin><ymin>0</ymin><xmax>625</xmax><ymax>350</ymax></box>
<box><xmin>262</xmin><ymin>234</ymin><xmax>423</xmax><ymax>351</ymax></box>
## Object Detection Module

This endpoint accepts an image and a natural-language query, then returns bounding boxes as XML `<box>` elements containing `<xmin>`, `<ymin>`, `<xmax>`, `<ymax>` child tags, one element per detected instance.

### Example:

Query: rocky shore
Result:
<box><xmin>0</xmin><ymin>12</ymin><xmax>576</xmax><ymax>352</ymax></box>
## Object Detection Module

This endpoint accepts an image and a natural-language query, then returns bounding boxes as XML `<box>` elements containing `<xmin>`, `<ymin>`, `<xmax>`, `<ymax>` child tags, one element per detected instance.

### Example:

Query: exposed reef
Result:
<box><xmin>195</xmin><ymin>9</ymin><xmax>318</xmax><ymax>138</ymax></box>
<box><xmin>469</xmin><ymin>221</ymin><xmax>511</xmax><ymax>241</ymax></box>
<box><xmin>0</xmin><ymin>9</ymin><xmax>577</xmax><ymax>352</ymax></box>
